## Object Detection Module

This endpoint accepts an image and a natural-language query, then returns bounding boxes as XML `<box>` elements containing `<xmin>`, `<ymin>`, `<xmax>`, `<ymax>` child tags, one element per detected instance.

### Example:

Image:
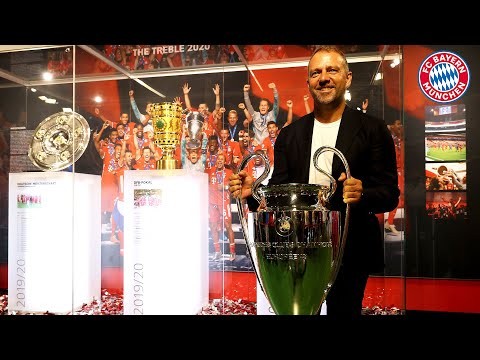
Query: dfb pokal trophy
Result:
<box><xmin>151</xmin><ymin>102</ymin><xmax>183</xmax><ymax>169</ymax></box>
<box><xmin>236</xmin><ymin>146</ymin><xmax>351</xmax><ymax>315</ymax></box>
<box><xmin>185</xmin><ymin>111</ymin><xmax>205</xmax><ymax>150</ymax></box>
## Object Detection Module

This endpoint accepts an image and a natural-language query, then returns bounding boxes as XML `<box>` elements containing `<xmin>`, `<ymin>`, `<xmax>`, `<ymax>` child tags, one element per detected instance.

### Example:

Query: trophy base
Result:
<box><xmin>156</xmin><ymin>159</ymin><xmax>177</xmax><ymax>170</ymax></box>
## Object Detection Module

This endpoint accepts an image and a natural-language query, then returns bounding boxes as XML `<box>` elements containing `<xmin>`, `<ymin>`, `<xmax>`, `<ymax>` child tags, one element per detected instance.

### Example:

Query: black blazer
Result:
<box><xmin>257</xmin><ymin>105</ymin><xmax>399</xmax><ymax>273</ymax></box>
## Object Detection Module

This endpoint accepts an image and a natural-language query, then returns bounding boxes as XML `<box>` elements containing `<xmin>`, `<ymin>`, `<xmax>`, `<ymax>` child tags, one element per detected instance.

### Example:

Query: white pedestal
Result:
<box><xmin>123</xmin><ymin>170</ymin><xmax>209</xmax><ymax>315</ymax></box>
<box><xmin>8</xmin><ymin>172</ymin><xmax>101</xmax><ymax>314</ymax></box>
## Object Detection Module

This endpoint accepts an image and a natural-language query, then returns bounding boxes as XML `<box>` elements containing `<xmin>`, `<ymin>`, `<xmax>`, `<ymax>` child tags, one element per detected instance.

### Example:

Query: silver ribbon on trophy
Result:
<box><xmin>236</xmin><ymin>146</ymin><xmax>351</xmax><ymax>315</ymax></box>
<box><xmin>28</xmin><ymin>111</ymin><xmax>90</xmax><ymax>171</ymax></box>
<box><xmin>185</xmin><ymin>111</ymin><xmax>205</xmax><ymax>150</ymax></box>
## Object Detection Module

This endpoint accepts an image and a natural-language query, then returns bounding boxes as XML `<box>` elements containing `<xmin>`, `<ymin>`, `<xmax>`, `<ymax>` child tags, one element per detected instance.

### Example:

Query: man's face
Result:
<box><xmin>208</xmin><ymin>139</ymin><xmax>218</xmax><ymax>153</ymax></box>
<box><xmin>120</xmin><ymin>113</ymin><xmax>129</xmax><ymax>125</ymax></box>
<box><xmin>391</xmin><ymin>120</ymin><xmax>403</xmax><ymax>137</ymax></box>
<box><xmin>136</xmin><ymin>125</ymin><xmax>143</xmax><ymax>138</ymax></box>
<box><xmin>188</xmin><ymin>149</ymin><xmax>199</xmax><ymax>164</ymax></box>
<box><xmin>259</xmin><ymin>100</ymin><xmax>269</xmax><ymax>115</ymax></box>
<box><xmin>145</xmin><ymin>103</ymin><xmax>153</xmax><ymax>115</ymax></box>
<box><xmin>267</xmin><ymin>123</ymin><xmax>278</xmax><ymax>137</ymax></box>
<box><xmin>219</xmin><ymin>129</ymin><xmax>229</xmax><ymax>142</ymax></box>
<box><xmin>228</xmin><ymin>112</ymin><xmax>238</xmax><ymax>126</ymax></box>
<box><xmin>216</xmin><ymin>154</ymin><xmax>225</xmax><ymax>169</ymax></box>
<box><xmin>116</xmin><ymin>125</ymin><xmax>125</xmax><ymax>137</ymax></box>
<box><xmin>254</xmin><ymin>153</ymin><xmax>265</xmax><ymax>166</ymax></box>
<box><xmin>114</xmin><ymin>144</ymin><xmax>122</xmax><ymax>159</ymax></box>
<box><xmin>109</xmin><ymin>130</ymin><xmax>118</xmax><ymax>143</ymax></box>
<box><xmin>238</xmin><ymin>130</ymin><xmax>245</xmax><ymax>141</ymax></box>
<box><xmin>307</xmin><ymin>50</ymin><xmax>352</xmax><ymax>107</ymax></box>
<box><xmin>143</xmin><ymin>148</ymin><xmax>151</xmax><ymax>161</ymax></box>
<box><xmin>198</xmin><ymin>103</ymin><xmax>208</xmax><ymax>115</ymax></box>
<box><xmin>125</xmin><ymin>151</ymin><xmax>133</xmax><ymax>164</ymax></box>
<box><xmin>242</xmin><ymin>133</ymin><xmax>251</xmax><ymax>147</ymax></box>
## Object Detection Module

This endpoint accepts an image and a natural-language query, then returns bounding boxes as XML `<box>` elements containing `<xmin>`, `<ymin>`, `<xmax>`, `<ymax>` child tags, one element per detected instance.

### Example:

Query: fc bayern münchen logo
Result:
<box><xmin>418</xmin><ymin>51</ymin><xmax>470</xmax><ymax>103</ymax></box>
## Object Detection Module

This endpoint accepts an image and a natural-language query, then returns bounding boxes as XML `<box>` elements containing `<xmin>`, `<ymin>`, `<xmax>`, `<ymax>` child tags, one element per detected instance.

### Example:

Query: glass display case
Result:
<box><xmin>0</xmin><ymin>44</ymin><xmax>407</xmax><ymax>315</ymax></box>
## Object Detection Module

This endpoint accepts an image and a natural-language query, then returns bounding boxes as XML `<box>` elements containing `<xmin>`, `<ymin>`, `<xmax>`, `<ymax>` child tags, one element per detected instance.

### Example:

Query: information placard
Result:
<box><xmin>123</xmin><ymin>170</ymin><xmax>209</xmax><ymax>315</ymax></box>
<box><xmin>8</xmin><ymin>172</ymin><xmax>101</xmax><ymax>314</ymax></box>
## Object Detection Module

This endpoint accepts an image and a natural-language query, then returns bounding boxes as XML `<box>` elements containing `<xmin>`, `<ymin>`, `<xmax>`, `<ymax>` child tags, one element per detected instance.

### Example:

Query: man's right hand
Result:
<box><xmin>229</xmin><ymin>170</ymin><xmax>254</xmax><ymax>199</ymax></box>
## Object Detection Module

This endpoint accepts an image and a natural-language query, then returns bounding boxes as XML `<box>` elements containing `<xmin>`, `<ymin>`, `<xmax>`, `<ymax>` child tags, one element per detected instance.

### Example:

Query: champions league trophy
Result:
<box><xmin>151</xmin><ymin>102</ymin><xmax>183</xmax><ymax>169</ymax></box>
<box><xmin>236</xmin><ymin>146</ymin><xmax>351</xmax><ymax>315</ymax></box>
<box><xmin>185</xmin><ymin>111</ymin><xmax>205</xmax><ymax>150</ymax></box>
<box><xmin>28</xmin><ymin>111</ymin><xmax>91</xmax><ymax>171</ymax></box>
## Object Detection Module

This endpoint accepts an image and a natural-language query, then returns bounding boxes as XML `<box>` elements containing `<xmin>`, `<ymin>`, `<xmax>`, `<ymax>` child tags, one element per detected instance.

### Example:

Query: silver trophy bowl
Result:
<box><xmin>185</xmin><ymin>111</ymin><xmax>205</xmax><ymax>150</ymax></box>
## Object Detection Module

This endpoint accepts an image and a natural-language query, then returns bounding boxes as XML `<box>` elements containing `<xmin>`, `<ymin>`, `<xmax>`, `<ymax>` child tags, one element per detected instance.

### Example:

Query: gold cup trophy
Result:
<box><xmin>237</xmin><ymin>146</ymin><xmax>351</xmax><ymax>315</ymax></box>
<box><xmin>151</xmin><ymin>102</ymin><xmax>183</xmax><ymax>169</ymax></box>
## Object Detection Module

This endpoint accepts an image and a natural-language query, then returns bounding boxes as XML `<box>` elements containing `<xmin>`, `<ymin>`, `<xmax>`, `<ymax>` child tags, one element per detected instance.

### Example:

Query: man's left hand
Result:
<box><xmin>338</xmin><ymin>172</ymin><xmax>363</xmax><ymax>204</ymax></box>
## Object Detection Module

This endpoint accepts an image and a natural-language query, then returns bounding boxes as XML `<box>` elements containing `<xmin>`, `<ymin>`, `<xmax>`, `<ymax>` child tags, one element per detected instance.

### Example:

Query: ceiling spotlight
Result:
<box><xmin>94</xmin><ymin>96</ymin><xmax>103</xmax><ymax>103</ymax></box>
<box><xmin>390</xmin><ymin>58</ymin><xmax>401</xmax><ymax>68</ymax></box>
<box><xmin>30</xmin><ymin>88</ymin><xmax>37</xmax><ymax>92</ymax></box>
<box><xmin>45</xmin><ymin>98</ymin><xmax>57</xmax><ymax>104</ymax></box>
<box><xmin>42</xmin><ymin>72</ymin><xmax>54</xmax><ymax>81</ymax></box>
<box><xmin>38</xmin><ymin>96</ymin><xmax>47</xmax><ymax>101</ymax></box>
<box><xmin>63</xmin><ymin>108</ymin><xmax>73</xmax><ymax>112</ymax></box>
<box><xmin>374</xmin><ymin>73</ymin><xmax>383</xmax><ymax>81</ymax></box>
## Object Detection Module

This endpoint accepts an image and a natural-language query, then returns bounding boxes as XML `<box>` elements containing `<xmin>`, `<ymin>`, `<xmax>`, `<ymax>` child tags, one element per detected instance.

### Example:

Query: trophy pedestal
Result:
<box><xmin>123</xmin><ymin>170</ymin><xmax>209</xmax><ymax>315</ymax></box>
<box><xmin>8</xmin><ymin>172</ymin><xmax>101</xmax><ymax>314</ymax></box>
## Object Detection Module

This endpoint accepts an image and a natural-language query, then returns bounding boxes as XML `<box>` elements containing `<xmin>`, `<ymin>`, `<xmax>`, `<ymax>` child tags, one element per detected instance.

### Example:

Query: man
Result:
<box><xmin>384</xmin><ymin>119</ymin><xmax>404</xmax><ymax>235</ymax></box>
<box><xmin>218</xmin><ymin>128</ymin><xmax>241</xmax><ymax>171</ymax></box>
<box><xmin>206</xmin><ymin>153</ymin><xmax>235</xmax><ymax>261</ymax></box>
<box><xmin>243</xmin><ymin>82</ymin><xmax>279</xmax><ymax>144</ymax></box>
<box><xmin>129</xmin><ymin>90</ymin><xmax>154</xmax><ymax>133</ymax></box>
<box><xmin>229</xmin><ymin>45</ymin><xmax>399</xmax><ymax>316</ymax></box>
<box><xmin>180</xmin><ymin>126</ymin><xmax>208</xmax><ymax>172</ymax></box>
<box><xmin>225</xmin><ymin>108</ymin><xmax>246</xmax><ymax>142</ymax></box>
<box><xmin>182</xmin><ymin>82</ymin><xmax>222</xmax><ymax>136</ymax></box>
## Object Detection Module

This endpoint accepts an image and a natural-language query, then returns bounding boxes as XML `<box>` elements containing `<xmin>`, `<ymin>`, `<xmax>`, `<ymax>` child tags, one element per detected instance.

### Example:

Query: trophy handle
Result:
<box><xmin>237</xmin><ymin>152</ymin><xmax>271</xmax><ymax>203</ymax></box>
<box><xmin>235</xmin><ymin>152</ymin><xmax>271</xmax><ymax>293</ymax></box>
<box><xmin>312</xmin><ymin>146</ymin><xmax>351</xmax><ymax>311</ymax></box>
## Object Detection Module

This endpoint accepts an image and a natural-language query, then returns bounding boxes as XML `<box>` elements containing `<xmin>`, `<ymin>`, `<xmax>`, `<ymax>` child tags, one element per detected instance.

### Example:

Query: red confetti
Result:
<box><xmin>0</xmin><ymin>291</ymin><xmax>401</xmax><ymax>315</ymax></box>
<box><xmin>198</xmin><ymin>298</ymin><xmax>257</xmax><ymax>315</ymax></box>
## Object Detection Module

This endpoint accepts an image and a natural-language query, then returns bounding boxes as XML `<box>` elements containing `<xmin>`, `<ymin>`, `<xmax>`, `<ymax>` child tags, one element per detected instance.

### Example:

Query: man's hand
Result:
<box><xmin>361</xmin><ymin>98</ymin><xmax>369</xmax><ymax>112</ymax></box>
<box><xmin>229</xmin><ymin>170</ymin><xmax>254</xmax><ymax>199</ymax></box>
<box><xmin>338</xmin><ymin>172</ymin><xmax>363</xmax><ymax>204</ymax></box>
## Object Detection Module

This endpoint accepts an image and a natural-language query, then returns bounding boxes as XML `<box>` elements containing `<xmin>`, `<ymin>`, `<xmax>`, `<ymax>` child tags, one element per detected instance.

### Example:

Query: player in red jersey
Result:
<box><xmin>206</xmin><ymin>153</ymin><xmax>235</xmax><ymax>261</ymax></box>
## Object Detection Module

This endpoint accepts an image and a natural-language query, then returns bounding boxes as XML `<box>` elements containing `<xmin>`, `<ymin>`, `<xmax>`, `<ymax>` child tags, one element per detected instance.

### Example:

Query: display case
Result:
<box><xmin>0</xmin><ymin>44</ymin><xmax>409</xmax><ymax>315</ymax></box>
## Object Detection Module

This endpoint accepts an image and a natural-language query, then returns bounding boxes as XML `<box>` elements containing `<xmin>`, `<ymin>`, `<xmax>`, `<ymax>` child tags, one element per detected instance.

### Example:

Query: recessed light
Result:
<box><xmin>42</xmin><ymin>72</ymin><xmax>53</xmax><ymax>81</ymax></box>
